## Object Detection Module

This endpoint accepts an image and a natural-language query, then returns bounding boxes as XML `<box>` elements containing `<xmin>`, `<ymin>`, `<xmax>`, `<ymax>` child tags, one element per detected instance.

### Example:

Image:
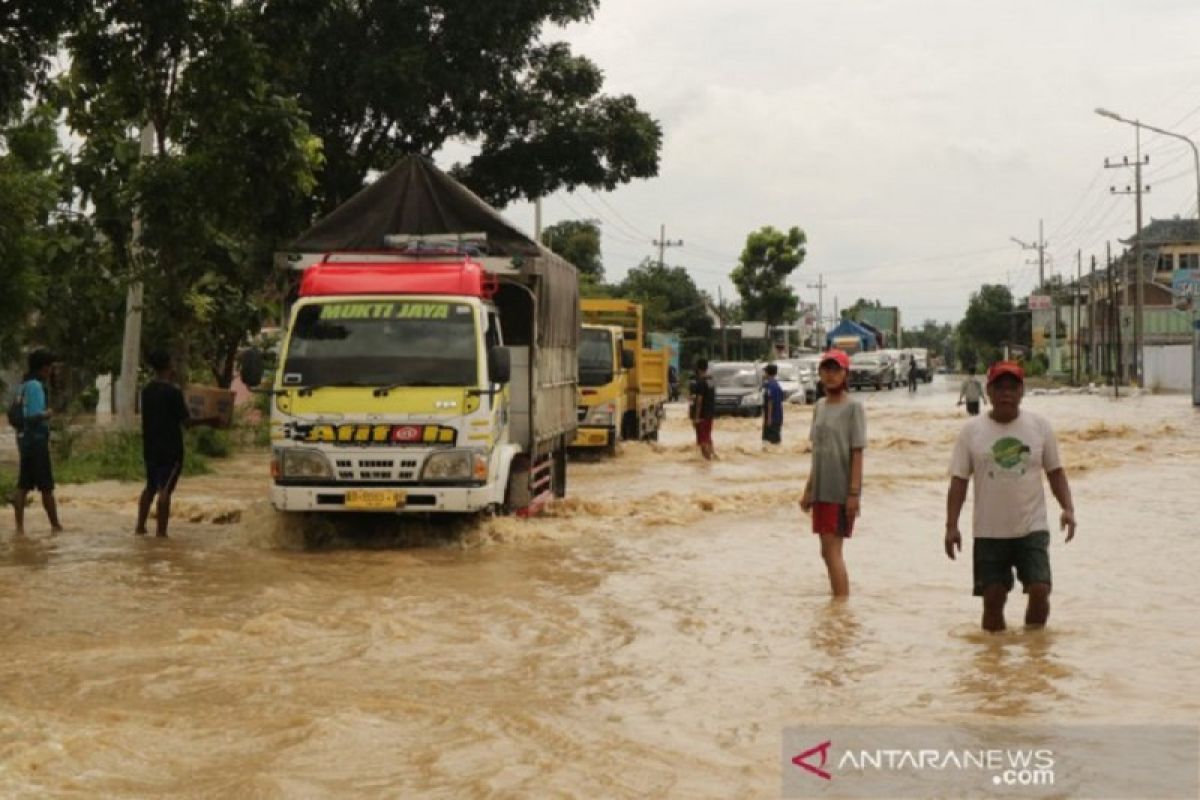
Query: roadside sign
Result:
<box><xmin>1028</xmin><ymin>294</ymin><xmax>1051</xmax><ymax>311</ymax></box>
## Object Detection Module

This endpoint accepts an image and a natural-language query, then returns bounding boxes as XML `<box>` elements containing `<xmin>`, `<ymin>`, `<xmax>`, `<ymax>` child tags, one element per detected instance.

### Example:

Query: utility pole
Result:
<box><xmin>806</xmin><ymin>273</ymin><xmax>827</xmax><ymax>351</ymax></box>
<box><xmin>1109</xmin><ymin>242</ymin><xmax>1122</xmax><ymax>396</ymax></box>
<box><xmin>653</xmin><ymin>224</ymin><xmax>683</xmax><ymax>269</ymax></box>
<box><xmin>1010</xmin><ymin>219</ymin><xmax>1047</xmax><ymax>288</ymax></box>
<box><xmin>1080</xmin><ymin>251</ymin><xmax>1089</xmax><ymax>386</ymax></box>
<box><xmin>116</xmin><ymin>122</ymin><xmax>156</xmax><ymax>428</ymax></box>
<box><xmin>1105</xmin><ymin>145</ymin><xmax>1150</xmax><ymax>387</ymax></box>
<box><xmin>534</xmin><ymin>198</ymin><xmax>543</xmax><ymax>243</ymax></box>
<box><xmin>717</xmin><ymin>286</ymin><xmax>728</xmax><ymax>360</ymax></box>
<box><xmin>1089</xmin><ymin>254</ymin><xmax>1097</xmax><ymax>377</ymax></box>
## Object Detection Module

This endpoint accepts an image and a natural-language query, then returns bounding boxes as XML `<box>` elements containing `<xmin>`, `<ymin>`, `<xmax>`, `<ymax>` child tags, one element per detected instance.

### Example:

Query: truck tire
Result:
<box><xmin>605</xmin><ymin>429</ymin><xmax>618</xmax><ymax>457</ymax></box>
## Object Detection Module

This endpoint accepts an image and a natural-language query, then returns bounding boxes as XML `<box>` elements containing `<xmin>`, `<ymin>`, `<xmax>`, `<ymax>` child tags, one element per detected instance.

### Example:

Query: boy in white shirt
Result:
<box><xmin>943</xmin><ymin>361</ymin><xmax>1077</xmax><ymax>632</ymax></box>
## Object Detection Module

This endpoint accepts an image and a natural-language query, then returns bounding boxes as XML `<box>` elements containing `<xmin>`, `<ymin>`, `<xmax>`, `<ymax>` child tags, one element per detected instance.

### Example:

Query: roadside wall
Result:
<box><xmin>1144</xmin><ymin>344</ymin><xmax>1192</xmax><ymax>392</ymax></box>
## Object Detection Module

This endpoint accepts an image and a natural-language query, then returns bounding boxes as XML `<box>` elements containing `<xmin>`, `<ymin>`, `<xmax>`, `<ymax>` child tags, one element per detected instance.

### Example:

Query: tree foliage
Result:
<box><xmin>843</xmin><ymin>297</ymin><xmax>882</xmax><ymax>320</ymax></box>
<box><xmin>542</xmin><ymin>218</ymin><xmax>603</xmax><ymax>282</ymax></box>
<box><xmin>0</xmin><ymin>0</ymin><xmax>86</xmax><ymax>122</ymax></box>
<box><xmin>249</xmin><ymin>0</ymin><xmax>661</xmax><ymax>211</ymax></box>
<box><xmin>731</xmin><ymin>225</ymin><xmax>806</xmax><ymax>328</ymax></box>
<box><xmin>617</xmin><ymin>259</ymin><xmax>714</xmax><ymax>363</ymax></box>
<box><xmin>62</xmin><ymin>0</ymin><xmax>322</xmax><ymax>384</ymax></box>
<box><xmin>957</xmin><ymin>284</ymin><xmax>1015</xmax><ymax>367</ymax></box>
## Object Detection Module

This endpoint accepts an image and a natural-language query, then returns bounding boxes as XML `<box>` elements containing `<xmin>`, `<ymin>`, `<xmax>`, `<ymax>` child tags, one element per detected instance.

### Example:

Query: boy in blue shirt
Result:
<box><xmin>761</xmin><ymin>363</ymin><xmax>785</xmax><ymax>450</ymax></box>
<box><xmin>13</xmin><ymin>350</ymin><xmax>63</xmax><ymax>535</ymax></box>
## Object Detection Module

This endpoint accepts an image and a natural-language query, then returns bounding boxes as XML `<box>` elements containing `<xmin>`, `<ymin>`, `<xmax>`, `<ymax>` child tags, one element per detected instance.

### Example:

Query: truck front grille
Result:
<box><xmin>332</xmin><ymin>457</ymin><xmax>420</xmax><ymax>482</ymax></box>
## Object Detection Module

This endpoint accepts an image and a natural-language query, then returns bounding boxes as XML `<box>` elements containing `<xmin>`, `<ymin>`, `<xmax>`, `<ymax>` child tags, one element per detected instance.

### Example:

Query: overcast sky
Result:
<box><xmin>462</xmin><ymin>0</ymin><xmax>1200</xmax><ymax>326</ymax></box>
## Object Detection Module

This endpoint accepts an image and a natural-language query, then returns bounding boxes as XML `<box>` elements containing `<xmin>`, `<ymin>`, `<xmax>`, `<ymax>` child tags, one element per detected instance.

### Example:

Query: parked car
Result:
<box><xmin>849</xmin><ymin>351</ymin><xmax>895</xmax><ymax>391</ymax></box>
<box><xmin>771</xmin><ymin>361</ymin><xmax>811</xmax><ymax>404</ymax></box>
<box><xmin>787</xmin><ymin>355</ymin><xmax>823</xmax><ymax>403</ymax></box>
<box><xmin>709</xmin><ymin>362</ymin><xmax>763</xmax><ymax>416</ymax></box>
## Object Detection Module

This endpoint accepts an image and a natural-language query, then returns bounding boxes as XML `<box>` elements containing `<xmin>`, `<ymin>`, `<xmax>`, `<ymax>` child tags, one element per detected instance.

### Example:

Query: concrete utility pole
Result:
<box><xmin>807</xmin><ymin>273</ymin><xmax>827</xmax><ymax>350</ymax></box>
<box><xmin>717</xmin><ymin>286</ymin><xmax>728</xmax><ymax>360</ymax></box>
<box><xmin>534</xmin><ymin>198</ymin><xmax>543</xmax><ymax>243</ymax></box>
<box><xmin>1010</xmin><ymin>220</ymin><xmax>1047</xmax><ymax>287</ymax></box>
<box><xmin>115</xmin><ymin>122</ymin><xmax>156</xmax><ymax>428</ymax></box>
<box><xmin>1098</xmin><ymin>114</ymin><xmax>1151</xmax><ymax>388</ymax></box>
<box><xmin>1089</xmin><ymin>254</ymin><xmax>1098</xmax><ymax>376</ymax></box>
<box><xmin>652</xmin><ymin>224</ymin><xmax>683</xmax><ymax>269</ymax></box>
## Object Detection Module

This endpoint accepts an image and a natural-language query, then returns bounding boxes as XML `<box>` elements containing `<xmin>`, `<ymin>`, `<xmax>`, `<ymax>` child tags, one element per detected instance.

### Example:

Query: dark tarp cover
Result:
<box><xmin>289</xmin><ymin>156</ymin><xmax>578</xmax><ymax>347</ymax></box>
<box><xmin>290</xmin><ymin>156</ymin><xmax>540</xmax><ymax>256</ymax></box>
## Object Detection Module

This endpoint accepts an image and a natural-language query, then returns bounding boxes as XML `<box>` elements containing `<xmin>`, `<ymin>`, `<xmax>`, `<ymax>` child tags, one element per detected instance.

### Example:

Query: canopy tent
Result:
<box><xmin>824</xmin><ymin>319</ymin><xmax>880</xmax><ymax>351</ymax></box>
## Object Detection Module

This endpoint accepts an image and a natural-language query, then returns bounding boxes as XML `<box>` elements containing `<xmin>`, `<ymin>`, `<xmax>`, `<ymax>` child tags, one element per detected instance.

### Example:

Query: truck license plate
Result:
<box><xmin>344</xmin><ymin>490</ymin><xmax>405</xmax><ymax>509</ymax></box>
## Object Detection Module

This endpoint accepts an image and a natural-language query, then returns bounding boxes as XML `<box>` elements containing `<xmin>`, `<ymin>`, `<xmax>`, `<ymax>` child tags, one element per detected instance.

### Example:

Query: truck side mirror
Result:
<box><xmin>489</xmin><ymin>346</ymin><xmax>511</xmax><ymax>384</ymax></box>
<box><xmin>240</xmin><ymin>348</ymin><xmax>264</xmax><ymax>388</ymax></box>
<box><xmin>621</xmin><ymin>349</ymin><xmax>636</xmax><ymax>370</ymax></box>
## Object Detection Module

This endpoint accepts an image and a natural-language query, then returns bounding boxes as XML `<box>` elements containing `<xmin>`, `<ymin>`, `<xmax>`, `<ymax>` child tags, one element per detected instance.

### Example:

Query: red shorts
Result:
<box><xmin>693</xmin><ymin>419</ymin><xmax>713</xmax><ymax>445</ymax></box>
<box><xmin>811</xmin><ymin>502</ymin><xmax>855</xmax><ymax>537</ymax></box>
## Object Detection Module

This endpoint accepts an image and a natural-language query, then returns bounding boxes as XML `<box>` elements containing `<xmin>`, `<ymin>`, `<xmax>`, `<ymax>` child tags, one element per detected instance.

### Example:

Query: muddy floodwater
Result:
<box><xmin>2</xmin><ymin>377</ymin><xmax>1199</xmax><ymax>797</ymax></box>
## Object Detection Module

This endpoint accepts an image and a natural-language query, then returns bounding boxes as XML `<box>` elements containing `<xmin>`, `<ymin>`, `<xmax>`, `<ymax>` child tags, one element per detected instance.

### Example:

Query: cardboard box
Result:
<box><xmin>183</xmin><ymin>385</ymin><xmax>236</xmax><ymax>428</ymax></box>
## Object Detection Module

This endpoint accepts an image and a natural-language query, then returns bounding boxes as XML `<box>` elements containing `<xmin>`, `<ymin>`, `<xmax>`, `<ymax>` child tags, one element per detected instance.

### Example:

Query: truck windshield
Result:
<box><xmin>282</xmin><ymin>301</ymin><xmax>478</xmax><ymax>387</ymax></box>
<box><xmin>579</xmin><ymin>328</ymin><xmax>615</xmax><ymax>387</ymax></box>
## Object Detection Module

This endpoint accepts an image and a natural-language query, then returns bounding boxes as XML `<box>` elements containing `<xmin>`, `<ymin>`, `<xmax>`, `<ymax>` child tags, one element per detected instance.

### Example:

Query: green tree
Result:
<box><xmin>0</xmin><ymin>107</ymin><xmax>61</xmax><ymax>367</ymax></box>
<box><xmin>63</xmin><ymin>0</ymin><xmax>322</xmax><ymax>384</ymax></box>
<box><xmin>902</xmin><ymin>319</ymin><xmax>955</xmax><ymax>355</ymax></box>
<box><xmin>249</xmin><ymin>1</ymin><xmax>662</xmax><ymax>211</ymax></box>
<box><xmin>542</xmin><ymin>218</ymin><xmax>603</xmax><ymax>282</ymax></box>
<box><xmin>0</xmin><ymin>0</ymin><xmax>86</xmax><ymax>122</ymax></box>
<box><xmin>617</xmin><ymin>258</ymin><xmax>714</xmax><ymax>363</ymax></box>
<box><xmin>730</xmin><ymin>225</ymin><xmax>806</xmax><ymax>329</ymax></box>
<box><xmin>843</xmin><ymin>297</ymin><xmax>882</xmax><ymax>321</ymax></box>
<box><xmin>957</xmin><ymin>284</ymin><xmax>1015</xmax><ymax>366</ymax></box>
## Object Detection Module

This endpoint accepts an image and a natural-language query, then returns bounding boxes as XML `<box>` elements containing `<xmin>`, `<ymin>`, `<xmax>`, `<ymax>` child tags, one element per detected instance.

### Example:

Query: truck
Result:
<box><xmin>571</xmin><ymin>299</ymin><xmax>669</xmax><ymax>454</ymax></box>
<box><xmin>264</xmin><ymin>156</ymin><xmax>579</xmax><ymax>515</ymax></box>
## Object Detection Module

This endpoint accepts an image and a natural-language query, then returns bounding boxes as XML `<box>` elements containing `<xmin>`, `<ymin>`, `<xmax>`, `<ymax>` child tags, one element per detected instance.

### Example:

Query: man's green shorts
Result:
<box><xmin>972</xmin><ymin>531</ymin><xmax>1051</xmax><ymax>596</ymax></box>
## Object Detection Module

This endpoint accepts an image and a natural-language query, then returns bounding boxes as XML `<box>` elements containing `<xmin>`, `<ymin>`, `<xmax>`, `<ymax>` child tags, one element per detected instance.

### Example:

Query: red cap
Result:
<box><xmin>986</xmin><ymin>361</ymin><xmax>1024</xmax><ymax>385</ymax></box>
<box><xmin>819</xmin><ymin>349</ymin><xmax>850</xmax><ymax>370</ymax></box>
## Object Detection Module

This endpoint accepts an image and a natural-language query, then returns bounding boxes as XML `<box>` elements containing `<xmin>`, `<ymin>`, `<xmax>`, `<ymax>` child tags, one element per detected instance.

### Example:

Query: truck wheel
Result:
<box><xmin>605</xmin><ymin>430</ymin><xmax>618</xmax><ymax>457</ymax></box>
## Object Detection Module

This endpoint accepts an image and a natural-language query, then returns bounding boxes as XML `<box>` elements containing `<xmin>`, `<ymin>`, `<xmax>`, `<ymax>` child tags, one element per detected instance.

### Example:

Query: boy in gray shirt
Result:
<box><xmin>800</xmin><ymin>350</ymin><xmax>867</xmax><ymax>597</ymax></box>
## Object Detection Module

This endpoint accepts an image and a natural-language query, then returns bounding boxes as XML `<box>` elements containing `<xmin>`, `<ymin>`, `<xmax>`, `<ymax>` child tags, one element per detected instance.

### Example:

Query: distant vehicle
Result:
<box><xmin>771</xmin><ymin>362</ymin><xmax>807</xmax><ymax>403</ymax></box>
<box><xmin>778</xmin><ymin>358</ymin><xmax>819</xmax><ymax>404</ymax></box>
<box><xmin>849</xmin><ymin>351</ymin><xmax>895</xmax><ymax>391</ymax></box>
<box><xmin>573</xmin><ymin>300</ymin><xmax>669</xmax><ymax>454</ymax></box>
<box><xmin>709</xmin><ymin>361</ymin><xmax>763</xmax><ymax>416</ymax></box>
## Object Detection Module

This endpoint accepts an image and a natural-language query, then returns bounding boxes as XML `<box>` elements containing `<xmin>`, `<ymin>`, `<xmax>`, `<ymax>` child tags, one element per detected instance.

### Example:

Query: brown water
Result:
<box><xmin>2</xmin><ymin>378</ymin><xmax>1199</xmax><ymax>797</ymax></box>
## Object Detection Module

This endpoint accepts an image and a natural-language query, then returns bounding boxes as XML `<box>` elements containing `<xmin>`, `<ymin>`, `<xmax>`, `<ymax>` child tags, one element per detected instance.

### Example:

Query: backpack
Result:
<box><xmin>6</xmin><ymin>383</ymin><xmax>26</xmax><ymax>432</ymax></box>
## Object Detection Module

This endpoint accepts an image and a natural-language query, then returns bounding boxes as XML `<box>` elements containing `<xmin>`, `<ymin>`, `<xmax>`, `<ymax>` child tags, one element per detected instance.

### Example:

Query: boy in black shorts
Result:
<box><xmin>136</xmin><ymin>350</ymin><xmax>215</xmax><ymax>537</ymax></box>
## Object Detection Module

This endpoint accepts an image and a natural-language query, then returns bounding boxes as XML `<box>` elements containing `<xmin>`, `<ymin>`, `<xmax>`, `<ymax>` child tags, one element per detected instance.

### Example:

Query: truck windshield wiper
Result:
<box><xmin>373</xmin><ymin>380</ymin><xmax>458</xmax><ymax>396</ymax></box>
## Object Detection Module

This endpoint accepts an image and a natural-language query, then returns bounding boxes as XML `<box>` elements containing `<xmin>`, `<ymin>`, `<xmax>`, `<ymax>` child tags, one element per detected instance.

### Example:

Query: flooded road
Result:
<box><xmin>3</xmin><ymin>377</ymin><xmax>1199</xmax><ymax>797</ymax></box>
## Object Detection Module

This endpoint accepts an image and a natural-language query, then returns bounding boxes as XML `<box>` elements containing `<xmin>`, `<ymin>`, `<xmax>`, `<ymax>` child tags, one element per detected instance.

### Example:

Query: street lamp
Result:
<box><xmin>1095</xmin><ymin>107</ymin><xmax>1200</xmax><ymax>405</ymax></box>
<box><xmin>1095</xmin><ymin>107</ymin><xmax>1200</xmax><ymax>218</ymax></box>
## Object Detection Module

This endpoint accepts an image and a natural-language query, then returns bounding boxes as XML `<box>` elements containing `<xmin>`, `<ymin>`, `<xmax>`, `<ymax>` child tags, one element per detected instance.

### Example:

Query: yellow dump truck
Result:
<box><xmin>573</xmin><ymin>299</ymin><xmax>669</xmax><ymax>453</ymax></box>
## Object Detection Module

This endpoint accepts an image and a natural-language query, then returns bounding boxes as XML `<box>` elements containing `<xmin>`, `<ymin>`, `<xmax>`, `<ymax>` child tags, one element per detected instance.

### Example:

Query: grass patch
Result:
<box><xmin>52</xmin><ymin>430</ymin><xmax>211</xmax><ymax>485</ymax></box>
<box><xmin>0</xmin><ymin>430</ymin><xmax>213</xmax><ymax>506</ymax></box>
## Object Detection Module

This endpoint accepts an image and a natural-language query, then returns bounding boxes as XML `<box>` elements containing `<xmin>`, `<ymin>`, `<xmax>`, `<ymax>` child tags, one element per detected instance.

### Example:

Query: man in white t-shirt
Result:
<box><xmin>943</xmin><ymin>361</ymin><xmax>1077</xmax><ymax>632</ymax></box>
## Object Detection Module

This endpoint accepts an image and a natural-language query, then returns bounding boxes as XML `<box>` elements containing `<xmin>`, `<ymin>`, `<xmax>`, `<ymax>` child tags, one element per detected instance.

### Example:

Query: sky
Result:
<box><xmin>445</xmin><ymin>0</ymin><xmax>1200</xmax><ymax>326</ymax></box>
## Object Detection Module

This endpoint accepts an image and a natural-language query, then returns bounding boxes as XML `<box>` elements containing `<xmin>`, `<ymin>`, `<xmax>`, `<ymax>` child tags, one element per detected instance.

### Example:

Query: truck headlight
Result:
<box><xmin>421</xmin><ymin>449</ymin><xmax>489</xmax><ymax>481</ymax></box>
<box><xmin>740</xmin><ymin>393</ymin><xmax>759</xmax><ymax>406</ymax></box>
<box><xmin>584</xmin><ymin>403</ymin><xmax>616</xmax><ymax>426</ymax></box>
<box><xmin>279</xmin><ymin>448</ymin><xmax>333</xmax><ymax>479</ymax></box>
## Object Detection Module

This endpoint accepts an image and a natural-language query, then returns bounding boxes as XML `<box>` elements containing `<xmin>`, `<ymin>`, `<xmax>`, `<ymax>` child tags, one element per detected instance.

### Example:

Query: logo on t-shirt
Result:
<box><xmin>988</xmin><ymin>436</ymin><xmax>1031</xmax><ymax>479</ymax></box>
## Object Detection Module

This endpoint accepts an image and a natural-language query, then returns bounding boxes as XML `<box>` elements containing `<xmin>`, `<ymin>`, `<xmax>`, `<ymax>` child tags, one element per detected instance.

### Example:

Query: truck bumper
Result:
<box><xmin>271</xmin><ymin>482</ymin><xmax>502</xmax><ymax>514</ymax></box>
<box><xmin>571</xmin><ymin>425</ymin><xmax>615</xmax><ymax>448</ymax></box>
